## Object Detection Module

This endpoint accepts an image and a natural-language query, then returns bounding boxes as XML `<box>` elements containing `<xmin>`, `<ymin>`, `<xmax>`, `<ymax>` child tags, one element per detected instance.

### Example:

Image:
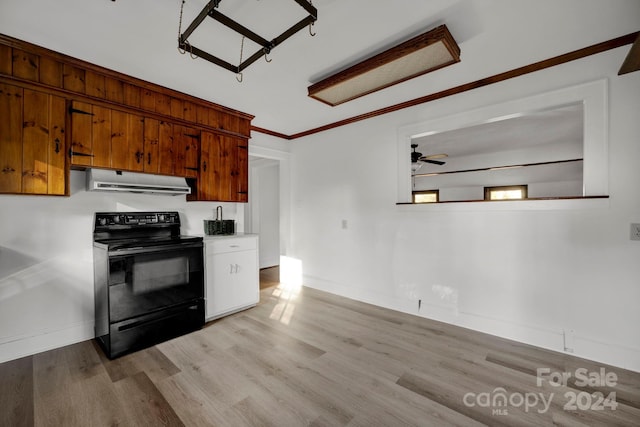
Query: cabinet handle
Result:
<box><xmin>136</xmin><ymin>151</ymin><xmax>143</xmax><ymax>163</ymax></box>
<box><xmin>203</xmin><ymin>160</ymin><xmax>207</xmax><ymax>172</ymax></box>
<box><xmin>147</xmin><ymin>152</ymin><xmax>151</xmax><ymax>165</ymax></box>
<box><xmin>54</xmin><ymin>138</ymin><xmax>61</xmax><ymax>154</ymax></box>
<box><xmin>229</xmin><ymin>264</ymin><xmax>234</xmax><ymax>274</ymax></box>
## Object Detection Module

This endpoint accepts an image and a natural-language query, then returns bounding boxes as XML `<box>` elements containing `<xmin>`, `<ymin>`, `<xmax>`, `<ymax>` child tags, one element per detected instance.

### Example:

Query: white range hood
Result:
<box><xmin>86</xmin><ymin>169</ymin><xmax>191</xmax><ymax>196</ymax></box>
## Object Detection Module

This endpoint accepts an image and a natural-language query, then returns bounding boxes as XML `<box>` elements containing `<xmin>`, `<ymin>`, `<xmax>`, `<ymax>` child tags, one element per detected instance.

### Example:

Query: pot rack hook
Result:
<box><xmin>309</xmin><ymin>21</ymin><xmax>316</xmax><ymax>37</ymax></box>
<box><xmin>187</xmin><ymin>42</ymin><xmax>198</xmax><ymax>59</ymax></box>
<box><xmin>264</xmin><ymin>51</ymin><xmax>272</xmax><ymax>63</ymax></box>
<box><xmin>236</xmin><ymin>72</ymin><xmax>243</xmax><ymax>83</ymax></box>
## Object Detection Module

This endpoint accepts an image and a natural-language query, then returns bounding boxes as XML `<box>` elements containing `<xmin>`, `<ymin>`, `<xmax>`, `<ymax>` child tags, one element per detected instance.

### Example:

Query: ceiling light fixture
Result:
<box><xmin>308</xmin><ymin>25</ymin><xmax>460</xmax><ymax>106</ymax></box>
<box><xmin>177</xmin><ymin>0</ymin><xmax>317</xmax><ymax>79</ymax></box>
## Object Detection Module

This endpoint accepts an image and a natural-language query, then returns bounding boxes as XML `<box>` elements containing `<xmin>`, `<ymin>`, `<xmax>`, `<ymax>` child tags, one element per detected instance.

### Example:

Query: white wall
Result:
<box><xmin>0</xmin><ymin>171</ymin><xmax>242</xmax><ymax>363</ymax></box>
<box><xmin>290</xmin><ymin>46</ymin><xmax>640</xmax><ymax>371</ymax></box>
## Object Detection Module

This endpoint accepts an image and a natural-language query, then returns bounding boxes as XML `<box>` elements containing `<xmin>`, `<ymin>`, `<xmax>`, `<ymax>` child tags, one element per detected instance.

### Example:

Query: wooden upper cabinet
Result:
<box><xmin>110</xmin><ymin>111</ymin><xmax>144</xmax><ymax>171</ymax></box>
<box><xmin>69</xmin><ymin>101</ymin><xmax>145</xmax><ymax>172</ymax></box>
<box><xmin>1</xmin><ymin>37</ymin><xmax>254</xmax><ymax>199</ymax></box>
<box><xmin>0</xmin><ymin>83</ymin><xmax>67</xmax><ymax>195</ymax></box>
<box><xmin>196</xmin><ymin>132</ymin><xmax>248</xmax><ymax>202</ymax></box>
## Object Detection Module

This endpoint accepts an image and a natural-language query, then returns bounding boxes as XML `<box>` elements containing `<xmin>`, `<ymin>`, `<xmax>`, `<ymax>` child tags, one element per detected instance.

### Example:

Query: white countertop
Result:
<box><xmin>200</xmin><ymin>233</ymin><xmax>258</xmax><ymax>241</ymax></box>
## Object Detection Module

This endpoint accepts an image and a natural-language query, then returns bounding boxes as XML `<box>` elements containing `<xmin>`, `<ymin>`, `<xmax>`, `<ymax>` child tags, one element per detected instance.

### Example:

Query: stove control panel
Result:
<box><xmin>94</xmin><ymin>212</ymin><xmax>180</xmax><ymax>228</ymax></box>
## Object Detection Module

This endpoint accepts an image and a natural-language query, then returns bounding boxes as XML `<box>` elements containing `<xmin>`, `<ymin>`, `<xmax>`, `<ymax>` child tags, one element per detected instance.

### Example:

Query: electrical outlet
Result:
<box><xmin>631</xmin><ymin>224</ymin><xmax>640</xmax><ymax>241</ymax></box>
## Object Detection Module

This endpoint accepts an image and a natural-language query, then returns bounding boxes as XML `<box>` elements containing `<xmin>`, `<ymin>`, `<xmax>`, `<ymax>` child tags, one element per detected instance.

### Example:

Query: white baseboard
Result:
<box><xmin>302</xmin><ymin>275</ymin><xmax>640</xmax><ymax>373</ymax></box>
<box><xmin>0</xmin><ymin>321</ymin><xmax>94</xmax><ymax>363</ymax></box>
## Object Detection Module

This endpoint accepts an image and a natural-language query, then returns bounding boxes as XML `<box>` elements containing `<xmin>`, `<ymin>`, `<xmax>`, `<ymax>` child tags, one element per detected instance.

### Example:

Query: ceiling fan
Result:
<box><xmin>411</xmin><ymin>143</ymin><xmax>447</xmax><ymax>168</ymax></box>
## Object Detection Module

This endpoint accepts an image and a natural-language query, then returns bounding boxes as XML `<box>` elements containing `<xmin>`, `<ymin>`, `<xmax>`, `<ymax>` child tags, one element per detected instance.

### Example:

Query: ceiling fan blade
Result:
<box><xmin>421</xmin><ymin>158</ymin><xmax>446</xmax><ymax>165</ymax></box>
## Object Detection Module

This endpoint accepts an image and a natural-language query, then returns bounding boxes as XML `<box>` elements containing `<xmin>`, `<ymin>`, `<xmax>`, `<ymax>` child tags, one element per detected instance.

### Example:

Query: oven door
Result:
<box><xmin>107</xmin><ymin>242</ymin><xmax>204</xmax><ymax>323</ymax></box>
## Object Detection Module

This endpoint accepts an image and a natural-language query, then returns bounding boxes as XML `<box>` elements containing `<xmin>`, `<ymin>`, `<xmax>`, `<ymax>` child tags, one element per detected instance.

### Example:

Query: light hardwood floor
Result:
<box><xmin>1</xmin><ymin>274</ymin><xmax>639</xmax><ymax>426</ymax></box>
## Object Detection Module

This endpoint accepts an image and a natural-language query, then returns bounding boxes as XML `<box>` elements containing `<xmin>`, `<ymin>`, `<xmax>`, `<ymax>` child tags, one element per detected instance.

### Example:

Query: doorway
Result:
<box><xmin>247</xmin><ymin>158</ymin><xmax>280</xmax><ymax>269</ymax></box>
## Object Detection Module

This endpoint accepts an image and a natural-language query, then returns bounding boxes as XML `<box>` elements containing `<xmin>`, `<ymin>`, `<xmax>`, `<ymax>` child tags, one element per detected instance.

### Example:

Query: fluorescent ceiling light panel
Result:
<box><xmin>308</xmin><ymin>25</ymin><xmax>460</xmax><ymax>106</ymax></box>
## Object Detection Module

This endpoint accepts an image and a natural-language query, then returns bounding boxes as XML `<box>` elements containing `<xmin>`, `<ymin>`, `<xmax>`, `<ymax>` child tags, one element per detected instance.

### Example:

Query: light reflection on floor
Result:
<box><xmin>268</xmin><ymin>256</ymin><xmax>303</xmax><ymax>325</ymax></box>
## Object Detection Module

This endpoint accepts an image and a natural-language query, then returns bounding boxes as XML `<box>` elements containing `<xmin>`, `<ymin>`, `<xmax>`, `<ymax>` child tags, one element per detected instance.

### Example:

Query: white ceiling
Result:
<box><xmin>1</xmin><ymin>0</ymin><xmax>638</xmax><ymax>136</ymax></box>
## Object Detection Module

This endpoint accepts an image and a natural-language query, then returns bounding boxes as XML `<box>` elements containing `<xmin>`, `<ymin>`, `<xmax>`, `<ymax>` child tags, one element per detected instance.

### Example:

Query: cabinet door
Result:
<box><xmin>108</xmin><ymin>110</ymin><xmax>144</xmax><ymax>171</ymax></box>
<box><xmin>196</xmin><ymin>133</ymin><xmax>249</xmax><ymax>202</ymax></box>
<box><xmin>91</xmin><ymin>105</ymin><xmax>111</xmax><ymax>169</ymax></box>
<box><xmin>158</xmin><ymin>120</ymin><xmax>174</xmax><ymax>175</ymax></box>
<box><xmin>173</xmin><ymin>125</ymin><xmax>199</xmax><ymax>178</ymax></box>
<box><xmin>110</xmin><ymin>110</ymin><xmax>128</xmax><ymax>169</ymax></box>
<box><xmin>127</xmin><ymin>113</ymin><xmax>144</xmax><ymax>171</ymax></box>
<box><xmin>143</xmin><ymin>117</ymin><xmax>159</xmax><ymax>173</ymax></box>
<box><xmin>22</xmin><ymin>89</ymin><xmax>50</xmax><ymax>193</ymax></box>
<box><xmin>234</xmin><ymin>138</ymin><xmax>249</xmax><ymax>202</ymax></box>
<box><xmin>69</xmin><ymin>100</ymin><xmax>94</xmax><ymax>167</ymax></box>
<box><xmin>206</xmin><ymin>249</ymin><xmax>259</xmax><ymax>319</ymax></box>
<box><xmin>0</xmin><ymin>83</ymin><xmax>23</xmax><ymax>193</ymax></box>
<box><xmin>70</xmin><ymin>104</ymin><xmax>145</xmax><ymax>171</ymax></box>
<box><xmin>47</xmin><ymin>95</ymin><xmax>66</xmax><ymax>195</ymax></box>
<box><xmin>198</xmin><ymin>131</ymin><xmax>216</xmax><ymax>199</ymax></box>
<box><xmin>0</xmin><ymin>84</ymin><xmax>66</xmax><ymax>195</ymax></box>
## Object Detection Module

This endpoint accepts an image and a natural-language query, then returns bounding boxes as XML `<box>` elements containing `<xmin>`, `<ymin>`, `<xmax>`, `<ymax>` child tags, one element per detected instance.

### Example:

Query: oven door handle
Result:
<box><xmin>109</xmin><ymin>241</ymin><xmax>203</xmax><ymax>255</ymax></box>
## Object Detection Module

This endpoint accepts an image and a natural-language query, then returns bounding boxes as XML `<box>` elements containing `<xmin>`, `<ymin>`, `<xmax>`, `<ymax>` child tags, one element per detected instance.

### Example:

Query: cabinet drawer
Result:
<box><xmin>206</xmin><ymin>236</ymin><xmax>257</xmax><ymax>255</ymax></box>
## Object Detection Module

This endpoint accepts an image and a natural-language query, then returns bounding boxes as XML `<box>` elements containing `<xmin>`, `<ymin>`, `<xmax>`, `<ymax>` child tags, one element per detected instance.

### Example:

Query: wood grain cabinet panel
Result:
<box><xmin>12</xmin><ymin>49</ymin><xmax>39</xmax><ymax>81</ymax></box>
<box><xmin>69</xmin><ymin>101</ymin><xmax>94</xmax><ymax>167</ymax></box>
<box><xmin>0</xmin><ymin>83</ymin><xmax>66</xmax><ymax>195</ymax></box>
<box><xmin>195</xmin><ymin>132</ymin><xmax>248</xmax><ymax>202</ymax></box>
<box><xmin>143</xmin><ymin>118</ymin><xmax>160</xmax><ymax>173</ymax></box>
<box><xmin>91</xmin><ymin>105</ymin><xmax>112</xmax><ymax>168</ymax></box>
<box><xmin>85</xmin><ymin>70</ymin><xmax>106</xmax><ymax>98</ymax></box>
<box><xmin>158</xmin><ymin>120</ymin><xmax>174</xmax><ymax>176</ymax></box>
<box><xmin>0</xmin><ymin>45</ymin><xmax>11</xmax><ymax>75</ymax></box>
<box><xmin>110</xmin><ymin>110</ymin><xmax>128</xmax><ymax>169</ymax></box>
<box><xmin>105</xmin><ymin>77</ymin><xmax>124</xmax><ymax>104</ymax></box>
<box><xmin>63</xmin><ymin>65</ymin><xmax>85</xmax><ymax>93</ymax></box>
<box><xmin>70</xmin><ymin>103</ymin><xmax>144</xmax><ymax>172</ymax></box>
<box><xmin>235</xmin><ymin>138</ymin><xmax>249</xmax><ymax>202</ymax></box>
<box><xmin>38</xmin><ymin>57</ymin><xmax>63</xmax><ymax>88</ymax></box>
<box><xmin>128</xmin><ymin>114</ymin><xmax>145</xmax><ymax>172</ymax></box>
<box><xmin>123</xmin><ymin>83</ymin><xmax>141</xmax><ymax>108</ymax></box>
<box><xmin>22</xmin><ymin>89</ymin><xmax>49</xmax><ymax>194</ymax></box>
<box><xmin>47</xmin><ymin>96</ymin><xmax>66</xmax><ymax>195</ymax></box>
<box><xmin>172</xmin><ymin>125</ymin><xmax>199</xmax><ymax>178</ymax></box>
<box><xmin>140</xmin><ymin>88</ymin><xmax>155</xmax><ymax>111</ymax></box>
<box><xmin>0</xmin><ymin>83</ymin><xmax>24</xmax><ymax>193</ymax></box>
<box><xmin>109</xmin><ymin>111</ymin><xmax>145</xmax><ymax>171</ymax></box>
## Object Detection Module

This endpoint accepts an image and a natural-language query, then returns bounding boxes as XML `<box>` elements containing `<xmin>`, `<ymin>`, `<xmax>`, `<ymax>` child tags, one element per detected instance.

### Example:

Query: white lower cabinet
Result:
<box><xmin>204</xmin><ymin>234</ymin><xmax>259</xmax><ymax>320</ymax></box>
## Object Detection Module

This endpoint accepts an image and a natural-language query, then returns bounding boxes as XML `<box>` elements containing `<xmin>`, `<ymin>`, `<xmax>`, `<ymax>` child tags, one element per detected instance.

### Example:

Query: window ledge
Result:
<box><xmin>397</xmin><ymin>196</ymin><xmax>610</xmax><ymax>212</ymax></box>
